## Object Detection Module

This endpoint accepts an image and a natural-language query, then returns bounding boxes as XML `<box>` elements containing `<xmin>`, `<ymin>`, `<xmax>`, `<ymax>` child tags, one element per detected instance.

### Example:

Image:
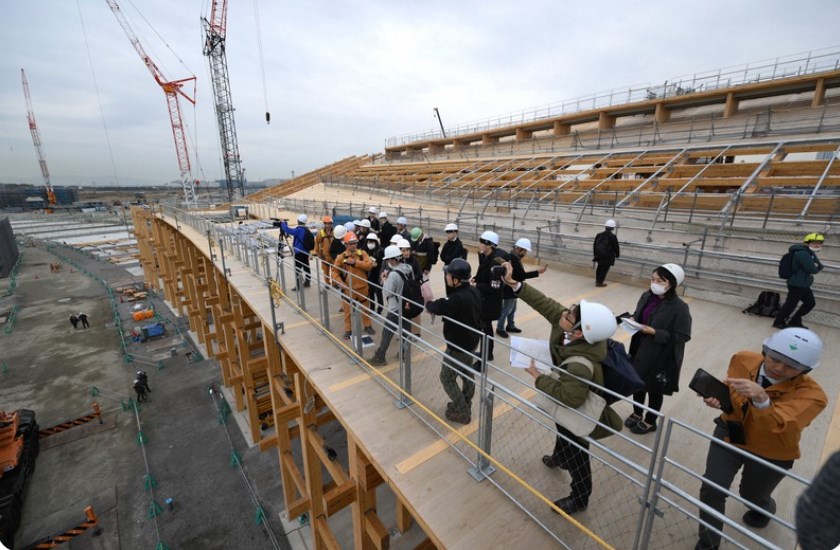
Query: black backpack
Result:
<box><xmin>743</xmin><ymin>291</ymin><xmax>781</xmax><ymax>317</ymax></box>
<box><xmin>594</xmin><ymin>233</ymin><xmax>612</xmax><ymax>258</ymax></box>
<box><xmin>397</xmin><ymin>272</ymin><xmax>424</xmax><ymax>319</ymax></box>
<box><xmin>302</xmin><ymin>228</ymin><xmax>315</xmax><ymax>252</ymax></box>
<box><xmin>778</xmin><ymin>250</ymin><xmax>794</xmax><ymax>279</ymax></box>
<box><xmin>597</xmin><ymin>339</ymin><xmax>645</xmax><ymax>404</ymax></box>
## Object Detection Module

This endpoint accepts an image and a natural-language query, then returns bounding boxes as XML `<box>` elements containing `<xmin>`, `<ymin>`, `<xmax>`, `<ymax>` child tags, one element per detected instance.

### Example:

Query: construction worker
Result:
<box><xmin>133</xmin><ymin>378</ymin><xmax>149</xmax><ymax>403</ymax></box>
<box><xmin>379</xmin><ymin>211</ymin><xmax>396</xmax><ymax>245</ymax></box>
<box><xmin>315</xmin><ymin>216</ymin><xmax>334</xmax><ymax>285</ymax></box>
<box><xmin>410</xmin><ymin>227</ymin><xmax>438</xmax><ymax>277</ymax></box>
<box><xmin>440</xmin><ymin>223</ymin><xmax>467</xmax><ymax>296</ymax></box>
<box><xmin>332</xmin><ymin>232</ymin><xmax>376</xmax><ymax>340</ymax></box>
<box><xmin>497</xmin><ymin>238</ymin><xmax>546</xmax><ymax>338</ymax></box>
<box><xmin>367</xmin><ymin>207</ymin><xmax>381</xmax><ymax>231</ymax></box>
<box><xmin>395</xmin><ymin>216</ymin><xmax>410</xmax><ymax>241</ymax></box>
<box><xmin>280</xmin><ymin>214</ymin><xmax>314</xmax><ymax>290</ymax></box>
<box><xmin>593</xmin><ymin>219</ymin><xmax>620</xmax><ymax>287</ymax></box>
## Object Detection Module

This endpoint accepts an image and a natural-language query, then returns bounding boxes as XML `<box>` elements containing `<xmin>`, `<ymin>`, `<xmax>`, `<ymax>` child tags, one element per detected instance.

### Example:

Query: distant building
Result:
<box><xmin>0</xmin><ymin>217</ymin><xmax>20</xmax><ymax>278</ymax></box>
<box><xmin>0</xmin><ymin>184</ymin><xmax>78</xmax><ymax>209</ymax></box>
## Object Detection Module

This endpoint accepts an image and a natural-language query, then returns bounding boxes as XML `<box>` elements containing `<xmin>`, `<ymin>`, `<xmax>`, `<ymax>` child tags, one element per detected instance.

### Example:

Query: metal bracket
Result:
<box><xmin>275</xmin><ymin>322</ymin><xmax>285</xmax><ymax>335</ymax></box>
<box><xmin>468</xmin><ymin>461</ymin><xmax>496</xmax><ymax>482</ymax></box>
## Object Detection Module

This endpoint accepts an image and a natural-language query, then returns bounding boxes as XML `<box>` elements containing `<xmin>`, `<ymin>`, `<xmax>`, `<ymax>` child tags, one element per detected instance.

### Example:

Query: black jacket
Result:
<box><xmin>367</xmin><ymin>246</ymin><xmax>383</xmax><ymax>284</ymax></box>
<box><xmin>412</xmin><ymin>236</ymin><xmax>438</xmax><ymax>272</ymax></box>
<box><xmin>629</xmin><ymin>291</ymin><xmax>692</xmax><ymax>395</ymax></box>
<box><xmin>440</xmin><ymin>238</ymin><xmax>467</xmax><ymax>265</ymax></box>
<box><xmin>402</xmin><ymin>256</ymin><xmax>423</xmax><ymax>281</ymax></box>
<box><xmin>380</xmin><ymin>221</ymin><xmax>396</xmax><ymax>245</ymax></box>
<box><xmin>426</xmin><ymin>283</ymin><xmax>482</xmax><ymax>352</ymax></box>
<box><xmin>502</xmin><ymin>250</ymin><xmax>540</xmax><ymax>299</ymax></box>
<box><xmin>368</xmin><ymin>216</ymin><xmax>381</xmax><ymax>232</ymax></box>
<box><xmin>473</xmin><ymin>248</ymin><xmax>507</xmax><ymax>320</ymax></box>
<box><xmin>593</xmin><ymin>229</ymin><xmax>620</xmax><ymax>265</ymax></box>
<box><xmin>329</xmin><ymin>238</ymin><xmax>345</xmax><ymax>261</ymax></box>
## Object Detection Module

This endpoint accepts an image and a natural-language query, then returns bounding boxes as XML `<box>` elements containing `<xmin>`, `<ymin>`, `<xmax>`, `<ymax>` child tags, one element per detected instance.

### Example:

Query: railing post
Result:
<box><xmin>469</xmin><ymin>334</ymin><xmax>495</xmax><ymax>481</ymax></box>
<box><xmin>395</xmin><ymin>296</ymin><xmax>413</xmax><ymax>409</ymax></box>
<box><xmin>351</xmin><ymin>285</ymin><xmax>363</xmax><ymax>356</ymax></box>
<box><xmin>763</xmin><ymin>188</ymin><xmax>776</xmax><ymax>229</ymax></box>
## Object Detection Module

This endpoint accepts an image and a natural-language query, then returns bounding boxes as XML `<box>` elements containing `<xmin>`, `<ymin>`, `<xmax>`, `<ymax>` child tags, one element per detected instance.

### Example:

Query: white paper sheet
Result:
<box><xmin>509</xmin><ymin>336</ymin><xmax>554</xmax><ymax>372</ymax></box>
<box><xmin>620</xmin><ymin>317</ymin><xmax>642</xmax><ymax>335</ymax></box>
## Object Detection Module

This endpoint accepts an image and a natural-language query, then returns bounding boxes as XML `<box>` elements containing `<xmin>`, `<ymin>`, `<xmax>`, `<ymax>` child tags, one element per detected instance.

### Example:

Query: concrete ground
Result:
<box><xmin>0</xmin><ymin>244</ymin><xmax>290</xmax><ymax>550</ymax></box>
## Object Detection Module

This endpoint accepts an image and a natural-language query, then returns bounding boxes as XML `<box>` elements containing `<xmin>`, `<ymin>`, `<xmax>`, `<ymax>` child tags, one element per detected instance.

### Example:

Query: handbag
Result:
<box><xmin>532</xmin><ymin>356</ymin><xmax>607</xmax><ymax>437</ymax></box>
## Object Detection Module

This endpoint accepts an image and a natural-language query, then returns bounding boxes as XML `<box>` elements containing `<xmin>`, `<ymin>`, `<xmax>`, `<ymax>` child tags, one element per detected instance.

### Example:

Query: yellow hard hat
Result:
<box><xmin>803</xmin><ymin>233</ymin><xmax>825</xmax><ymax>243</ymax></box>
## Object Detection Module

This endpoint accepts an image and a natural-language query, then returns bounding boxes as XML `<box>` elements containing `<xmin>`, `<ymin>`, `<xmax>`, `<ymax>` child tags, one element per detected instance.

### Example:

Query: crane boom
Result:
<box><xmin>203</xmin><ymin>0</ymin><xmax>245</xmax><ymax>202</ymax></box>
<box><xmin>104</xmin><ymin>0</ymin><xmax>198</xmax><ymax>207</ymax></box>
<box><xmin>21</xmin><ymin>69</ymin><xmax>56</xmax><ymax>209</ymax></box>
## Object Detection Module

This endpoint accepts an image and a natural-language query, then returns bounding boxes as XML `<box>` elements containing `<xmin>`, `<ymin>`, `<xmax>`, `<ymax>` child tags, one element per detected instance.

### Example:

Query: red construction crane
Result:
<box><xmin>104</xmin><ymin>0</ymin><xmax>198</xmax><ymax>207</ymax></box>
<box><xmin>203</xmin><ymin>0</ymin><xmax>246</xmax><ymax>202</ymax></box>
<box><xmin>20</xmin><ymin>68</ymin><xmax>56</xmax><ymax>212</ymax></box>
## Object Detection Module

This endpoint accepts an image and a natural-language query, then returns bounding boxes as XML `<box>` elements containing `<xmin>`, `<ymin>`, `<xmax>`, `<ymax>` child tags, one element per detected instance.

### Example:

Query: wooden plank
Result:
<box><xmin>364</xmin><ymin>510</ymin><xmax>390</xmax><ymax>550</ymax></box>
<box><xmin>314</xmin><ymin>516</ymin><xmax>341</xmax><ymax>550</ymax></box>
<box><xmin>396</xmin><ymin>499</ymin><xmax>413</xmax><ymax>534</ymax></box>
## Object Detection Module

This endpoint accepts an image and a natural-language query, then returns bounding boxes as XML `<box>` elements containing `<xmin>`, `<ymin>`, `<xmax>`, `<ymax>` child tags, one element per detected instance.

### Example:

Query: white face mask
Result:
<box><xmin>367</xmin><ymin>242</ymin><xmax>376</xmax><ymax>250</ymax></box>
<box><xmin>809</xmin><ymin>244</ymin><xmax>822</xmax><ymax>252</ymax></box>
<box><xmin>650</xmin><ymin>282</ymin><xmax>669</xmax><ymax>296</ymax></box>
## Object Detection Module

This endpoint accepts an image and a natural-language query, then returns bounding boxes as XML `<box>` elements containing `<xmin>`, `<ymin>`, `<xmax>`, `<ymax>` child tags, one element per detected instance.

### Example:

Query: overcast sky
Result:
<box><xmin>1</xmin><ymin>1</ymin><xmax>838</xmax><ymax>187</ymax></box>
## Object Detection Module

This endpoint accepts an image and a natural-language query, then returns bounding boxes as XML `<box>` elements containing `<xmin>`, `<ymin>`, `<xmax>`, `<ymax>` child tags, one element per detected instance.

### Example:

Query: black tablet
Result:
<box><xmin>689</xmin><ymin>368</ymin><xmax>733</xmax><ymax>414</ymax></box>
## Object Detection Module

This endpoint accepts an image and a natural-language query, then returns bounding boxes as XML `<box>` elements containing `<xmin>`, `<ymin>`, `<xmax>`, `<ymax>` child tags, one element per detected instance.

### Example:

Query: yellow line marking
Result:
<box><xmin>329</xmin><ymin>364</ymin><xmax>399</xmax><ymax>392</ymax></box>
<box><xmin>395</xmin><ymin>387</ymin><xmax>537</xmax><ymax>475</ymax></box>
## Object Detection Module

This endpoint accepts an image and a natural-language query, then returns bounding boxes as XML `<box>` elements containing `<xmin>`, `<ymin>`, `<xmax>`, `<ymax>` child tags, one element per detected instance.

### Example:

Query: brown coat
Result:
<box><xmin>332</xmin><ymin>250</ymin><xmax>373</xmax><ymax>292</ymax></box>
<box><xmin>718</xmin><ymin>351</ymin><xmax>827</xmax><ymax>461</ymax></box>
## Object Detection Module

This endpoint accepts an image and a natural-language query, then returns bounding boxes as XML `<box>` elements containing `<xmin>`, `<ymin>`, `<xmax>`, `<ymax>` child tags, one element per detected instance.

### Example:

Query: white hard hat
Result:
<box><xmin>479</xmin><ymin>230</ymin><xmax>499</xmax><ymax>246</ymax></box>
<box><xmin>359</xmin><ymin>219</ymin><xmax>371</xmax><ymax>228</ymax></box>
<box><xmin>383</xmin><ymin>245</ymin><xmax>401</xmax><ymax>260</ymax></box>
<box><xmin>578</xmin><ymin>300</ymin><xmax>618</xmax><ymax>344</ymax></box>
<box><xmin>444</xmin><ymin>223</ymin><xmax>459</xmax><ymax>232</ymax></box>
<box><xmin>515</xmin><ymin>238</ymin><xmax>532</xmax><ymax>252</ymax></box>
<box><xmin>366</xmin><ymin>233</ymin><xmax>379</xmax><ymax>242</ymax></box>
<box><xmin>605</xmin><ymin>219</ymin><xmax>616</xmax><ymax>228</ymax></box>
<box><xmin>763</xmin><ymin>328</ymin><xmax>823</xmax><ymax>371</ymax></box>
<box><xmin>333</xmin><ymin>225</ymin><xmax>347</xmax><ymax>239</ymax></box>
<box><xmin>368</xmin><ymin>206</ymin><xmax>378</xmax><ymax>214</ymax></box>
<box><xmin>659</xmin><ymin>263</ymin><xmax>685</xmax><ymax>286</ymax></box>
<box><xmin>378</xmin><ymin>211</ymin><xmax>388</xmax><ymax>219</ymax></box>
<box><xmin>344</xmin><ymin>221</ymin><xmax>355</xmax><ymax>232</ymax></box>
<box><xmin>396</xmin><ymin>216</ymin><xmax>408</xmax><ymax>226</ymax></box>
<box><xmin>297</xmin><ymin>214</ymin><xmax>308</xmax><ymax>224</ymax></box>
<box><xmin>389</xmin><ymin>234</ymin><xmax>402</xmax><ymax>245</ymax></box>
<box><xmin>397</xmin><ymin>239</ymin><xmax>411</xmax><ymax>249</ymax></box>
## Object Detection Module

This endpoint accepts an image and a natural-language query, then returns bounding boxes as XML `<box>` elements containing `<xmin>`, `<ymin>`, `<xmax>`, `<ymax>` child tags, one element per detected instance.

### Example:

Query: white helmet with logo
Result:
<box><xmin>515</xmin><ymin>238</ymin><xmax>532</xmax><ymax>252</ymax></box>
<box><xmin>763</xmin><ymin>328</ymin><xmax>823</xmax><ymax>371</ymax></box>
<box><xmin>660</xmin><ymin>263</ymin><xmax>685</xmax><ymax>286</ymax></box>
<box><xmin>578</xmin><ymin>300</ymin><xmax>618</xmax><ymax>344</ymax></box>
<box><xmin>480</xmin><ymin>230</ymin><xmax>499</xmax><ymax>246</ymax></box>
<box><xmin>383</xmin><ymin>245</ymin><xmax>401</xmax><ymax>260</ymax></box>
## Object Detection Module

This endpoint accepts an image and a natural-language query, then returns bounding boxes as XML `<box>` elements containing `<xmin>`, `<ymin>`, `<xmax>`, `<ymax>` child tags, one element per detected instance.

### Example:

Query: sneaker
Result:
<box><xmin>369</xmin><ymin>354</ymin><xmax>386</xmax><ymax>367</ymax></box>
<box><xmin>552</xmin><ymin>496</ymin><xmax>587</xmax><ymax>515</ymax></box>
<box><xmin>444</xmin><ymin>408</ymin><xmax>471</xmax><ymax>425</ymax></box>
<box><xmin>506</xmin><ymin>326</ymin><xmax>523</xmax><ymax>334</ymax></box>
<box><xmin>542</xmin><ymin>454</ymin><xmax>567</xmax><ymax>469</ymax></box>
<box><xmin>364</xmin><ymin>326</ymin><xmax>376</xmax><ymax>335</ymax></box>
<box><xmin>630</xmin><ymin>420</ymin><xmax>657</xmax><ymax>435</ymax></box>
<box><xmin>496</xmin><ymin>329</ymin><xmax>509</xmax><ymax>338</ymax></box>
<box><xmin>343</xmin><ymin>332</ymin><xmax>352</xmax><ymax>340</ymax></box>
<box><xmin>743</xmin><ymin>499</ymin><xmax>775</xmax><ymax>528</ymax></box>
<box><xmin>772</xmin><ymin>320</ymin><xmax>787</xmax><ymax>329</ymax></box>
<box><xmin>624</xmin><ymin>413</ymin><xmax>642</xmax><ymax>429</ymax></box>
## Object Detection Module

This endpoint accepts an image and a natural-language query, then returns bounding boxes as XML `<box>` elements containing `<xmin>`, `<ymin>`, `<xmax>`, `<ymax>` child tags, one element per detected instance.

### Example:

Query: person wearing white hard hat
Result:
<box><xmin>369</xmin><ymin>245</ymin><xmax>416</xmax><ymax>367</ymax></box>
<box><xmin>378</xmin><ymin>211</ymin><xmax>396</xmax><ymax>245</ymax></box>
<box><xmin>395</xmin><ymin>216</ymin><xmax>409</xmax><ymax>241</ymax></box>
<box><xmin>501</xmin><ymin>261</ymin><xmax>621</xmax><ymax>516</ymax></box>
<box><xmin>397</xmin><ymin>238</ymin><xmax>422</xmax><ymax>280</ymax></box>
<box><xmin>367</xmin><ymin>206</ymin><xmax>381</xmax><ymax>231</ymax></box>
<box><xmin>696</xmin><ymin>328</ymin><xmax>827</xmax><ymax>550</ymax></box>
<box><xmin>439</xmin><ymin>223</ymin><xmax>467</xmax><ymax>296</ymax></box>
<box><xmin>623</xmin><ymin>263</ymin><xmax>692</xmax><ymax>435</ymax></box>
<box><xmin>356</xmin><ymin>218</ymin><xmax>371</xmax><ymax>240</ymax></box>
<box><xmin>279</xmin><ymin>214</ymin><xmax>314</xmax><ymax>290</ymax></box>
<box><xmin>472</xmin><ymin>230</ymin><xmax>506</xmax><ymax>362</ymax></box>
<box><xmin>497</xmin><ymin>237</ymin><xmax>548</xmax><ymax>338</ymax></box>
<box><xmin>593</xmin><ymin>220</ymin><xmax>620</xmax><ymax>287</ymax></box>
<box><xmin>365</xmin><ymin>233</ymin><xmax>384</xmax><ymax>314</ymax></box>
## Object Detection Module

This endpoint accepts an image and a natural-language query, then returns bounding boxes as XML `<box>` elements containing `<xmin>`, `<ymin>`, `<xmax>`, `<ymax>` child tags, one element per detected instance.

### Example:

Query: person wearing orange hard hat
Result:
<box><xmin>315</xmin><ymin>216</ymin><xmax>334</xmax><ymax>285</ymax></box>
<box><xmin>331</xmin><ymin>232</ymin><xmax>376</xmax><ymax>340</ymax></box>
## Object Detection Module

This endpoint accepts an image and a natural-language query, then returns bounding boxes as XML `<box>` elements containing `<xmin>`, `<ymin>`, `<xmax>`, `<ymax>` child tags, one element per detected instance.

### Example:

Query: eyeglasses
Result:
<box><xmin>562</xmin><ymin>305</ymin><xmax>578</xmax><ymax>326</ymax></box>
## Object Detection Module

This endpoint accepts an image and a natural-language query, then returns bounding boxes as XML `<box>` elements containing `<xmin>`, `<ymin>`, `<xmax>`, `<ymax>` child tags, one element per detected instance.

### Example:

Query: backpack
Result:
<box><xmin>396</xmin><ymin>272</ymin><xmax>424</xmax><ymax>319</ymax></box>
<box><xmin>597</xmin><ymin>339</ymin><xmax>645</xmax><ymax>404</ymax></box>
<box><xmin>743</xmin><ymin>291</ymin><xmax>781</xmax><ymax>317</ymax></box>
<box><xmin>778</xmin><ymin>250</ymin><xmax>795</xmax><ymax>279</ymax></box>
<box><xmin>302</xmin><ymin>228</ymin><xmax>315</xmax><ymax>252</ymax></box>
<box><xmin>594</xmin><ymin>233</ymin><xmax>612</xmax><ymax>258</ymax></box>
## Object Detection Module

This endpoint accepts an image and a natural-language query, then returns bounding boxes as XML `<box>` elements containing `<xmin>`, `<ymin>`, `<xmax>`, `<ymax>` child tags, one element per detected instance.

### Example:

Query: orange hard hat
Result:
<box><xmin>343</xmin><ymin>231</ymin><xmax>358</xmax><ymax>244</ymax></box>
<box><xmin>322</xmin><ymin>216</ymin><xmax>333</xmax><ymax>223</ymax></box>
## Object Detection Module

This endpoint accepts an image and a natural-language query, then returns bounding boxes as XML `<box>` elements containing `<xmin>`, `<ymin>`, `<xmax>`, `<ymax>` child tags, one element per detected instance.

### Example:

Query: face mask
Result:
<box><xmin>650</xmin><ymin>282</ymin><xmax>669</xmax><ymax>296</ymax></box>
<box><xmin>367</xmin><ymin>242</ymin><xmax>376</xmax><ymax>250</ymax></box>
<box><xmin>809</xmin><ymin>244</ymin><xmax>822</xmax><ymax>252</ymax></box>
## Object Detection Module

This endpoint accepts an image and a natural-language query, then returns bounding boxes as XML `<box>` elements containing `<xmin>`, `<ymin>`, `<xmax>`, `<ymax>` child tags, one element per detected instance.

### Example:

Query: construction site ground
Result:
<box><xmin>0</xmin><ymin>244</ymin><xmax>292</xmax><ymax>549</ymax></box>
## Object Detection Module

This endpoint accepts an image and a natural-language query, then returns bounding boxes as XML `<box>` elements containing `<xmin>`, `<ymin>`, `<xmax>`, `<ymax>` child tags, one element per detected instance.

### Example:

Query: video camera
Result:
<box><xmin>490</xmin><ymin>265</ymin><xmax>507</xmax><ymax>280</ymax></box>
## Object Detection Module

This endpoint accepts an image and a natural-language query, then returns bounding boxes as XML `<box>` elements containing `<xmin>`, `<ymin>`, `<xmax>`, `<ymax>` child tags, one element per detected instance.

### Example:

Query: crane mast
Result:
<box><xmin>104</xmin><ymin>0</ymin><xmax>198</xmax><ymax>207</ymax></box>
<box><xmin>203</xmin><ymin>0</ymin><xmax>245</xmax><ymax>202</ymax></box>
<box><xmin>21</xmin><ymin>69</ymin><xmax>56</xmax><ymax>210</ymax></box>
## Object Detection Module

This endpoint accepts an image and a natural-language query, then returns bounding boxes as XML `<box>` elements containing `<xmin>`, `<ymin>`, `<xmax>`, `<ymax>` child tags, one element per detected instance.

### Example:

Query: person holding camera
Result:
<box><xmin>279</xmin><ymin>214</ymin><xmax>314</xmax><ymax>290</ymax></box>
<box><xmin>696</xmin><ymin>328</ymin><xmax>827</xmax><ymax>550</ymax></box>
<box><xmin>472</xmin><ymin>231</ymin><xmax>506</xmax><ymax>362</ymax></box>
<box><xmin>331</xmin><ymin>232</ymin><xmax>376</xmax><ymax>340</ymax></box>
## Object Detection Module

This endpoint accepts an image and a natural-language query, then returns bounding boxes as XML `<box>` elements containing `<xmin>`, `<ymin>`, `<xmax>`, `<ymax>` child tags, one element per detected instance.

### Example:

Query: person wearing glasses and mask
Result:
<box><xmin>624</xmin><ymin>263</ymin><xmax>692</xmax><ymax>435</ymax></box>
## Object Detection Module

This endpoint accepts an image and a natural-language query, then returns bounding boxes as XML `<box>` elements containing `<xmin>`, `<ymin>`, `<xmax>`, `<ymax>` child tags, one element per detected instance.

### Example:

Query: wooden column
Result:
<box><xmin>723</xmin><ymin>92</ymin><xmax>739</xmax><ymax>118</ymax></box>
<box><xmin>553</xmin><ymin>121</ymin><xmax>571</xmax><ymax>136</ymax></box>
<box><xmin>515</xmin><ymin>128</ymin><xmax>533</xmax><ymax>141</ymax></box>
<box><xmin>812</xmin><ymin>77</ymin><xmax>826</xmax><ymax>108</ymax></box>
<box><xmin>654</xmin><ymin>102</ymin><xmax>671</xmax><ymax>124</ymax></box>
<box><xmin>598</xmin><ymin>112</ymin><xmax>616</xmax><ymax>129</ymax></box>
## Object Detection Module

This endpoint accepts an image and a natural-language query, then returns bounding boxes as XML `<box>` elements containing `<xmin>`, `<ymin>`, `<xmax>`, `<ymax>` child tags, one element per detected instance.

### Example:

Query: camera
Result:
<box><xmin>490</xmin><ymin>265</ymin><xmax>506</xmax><ymax>280</ymax></box>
